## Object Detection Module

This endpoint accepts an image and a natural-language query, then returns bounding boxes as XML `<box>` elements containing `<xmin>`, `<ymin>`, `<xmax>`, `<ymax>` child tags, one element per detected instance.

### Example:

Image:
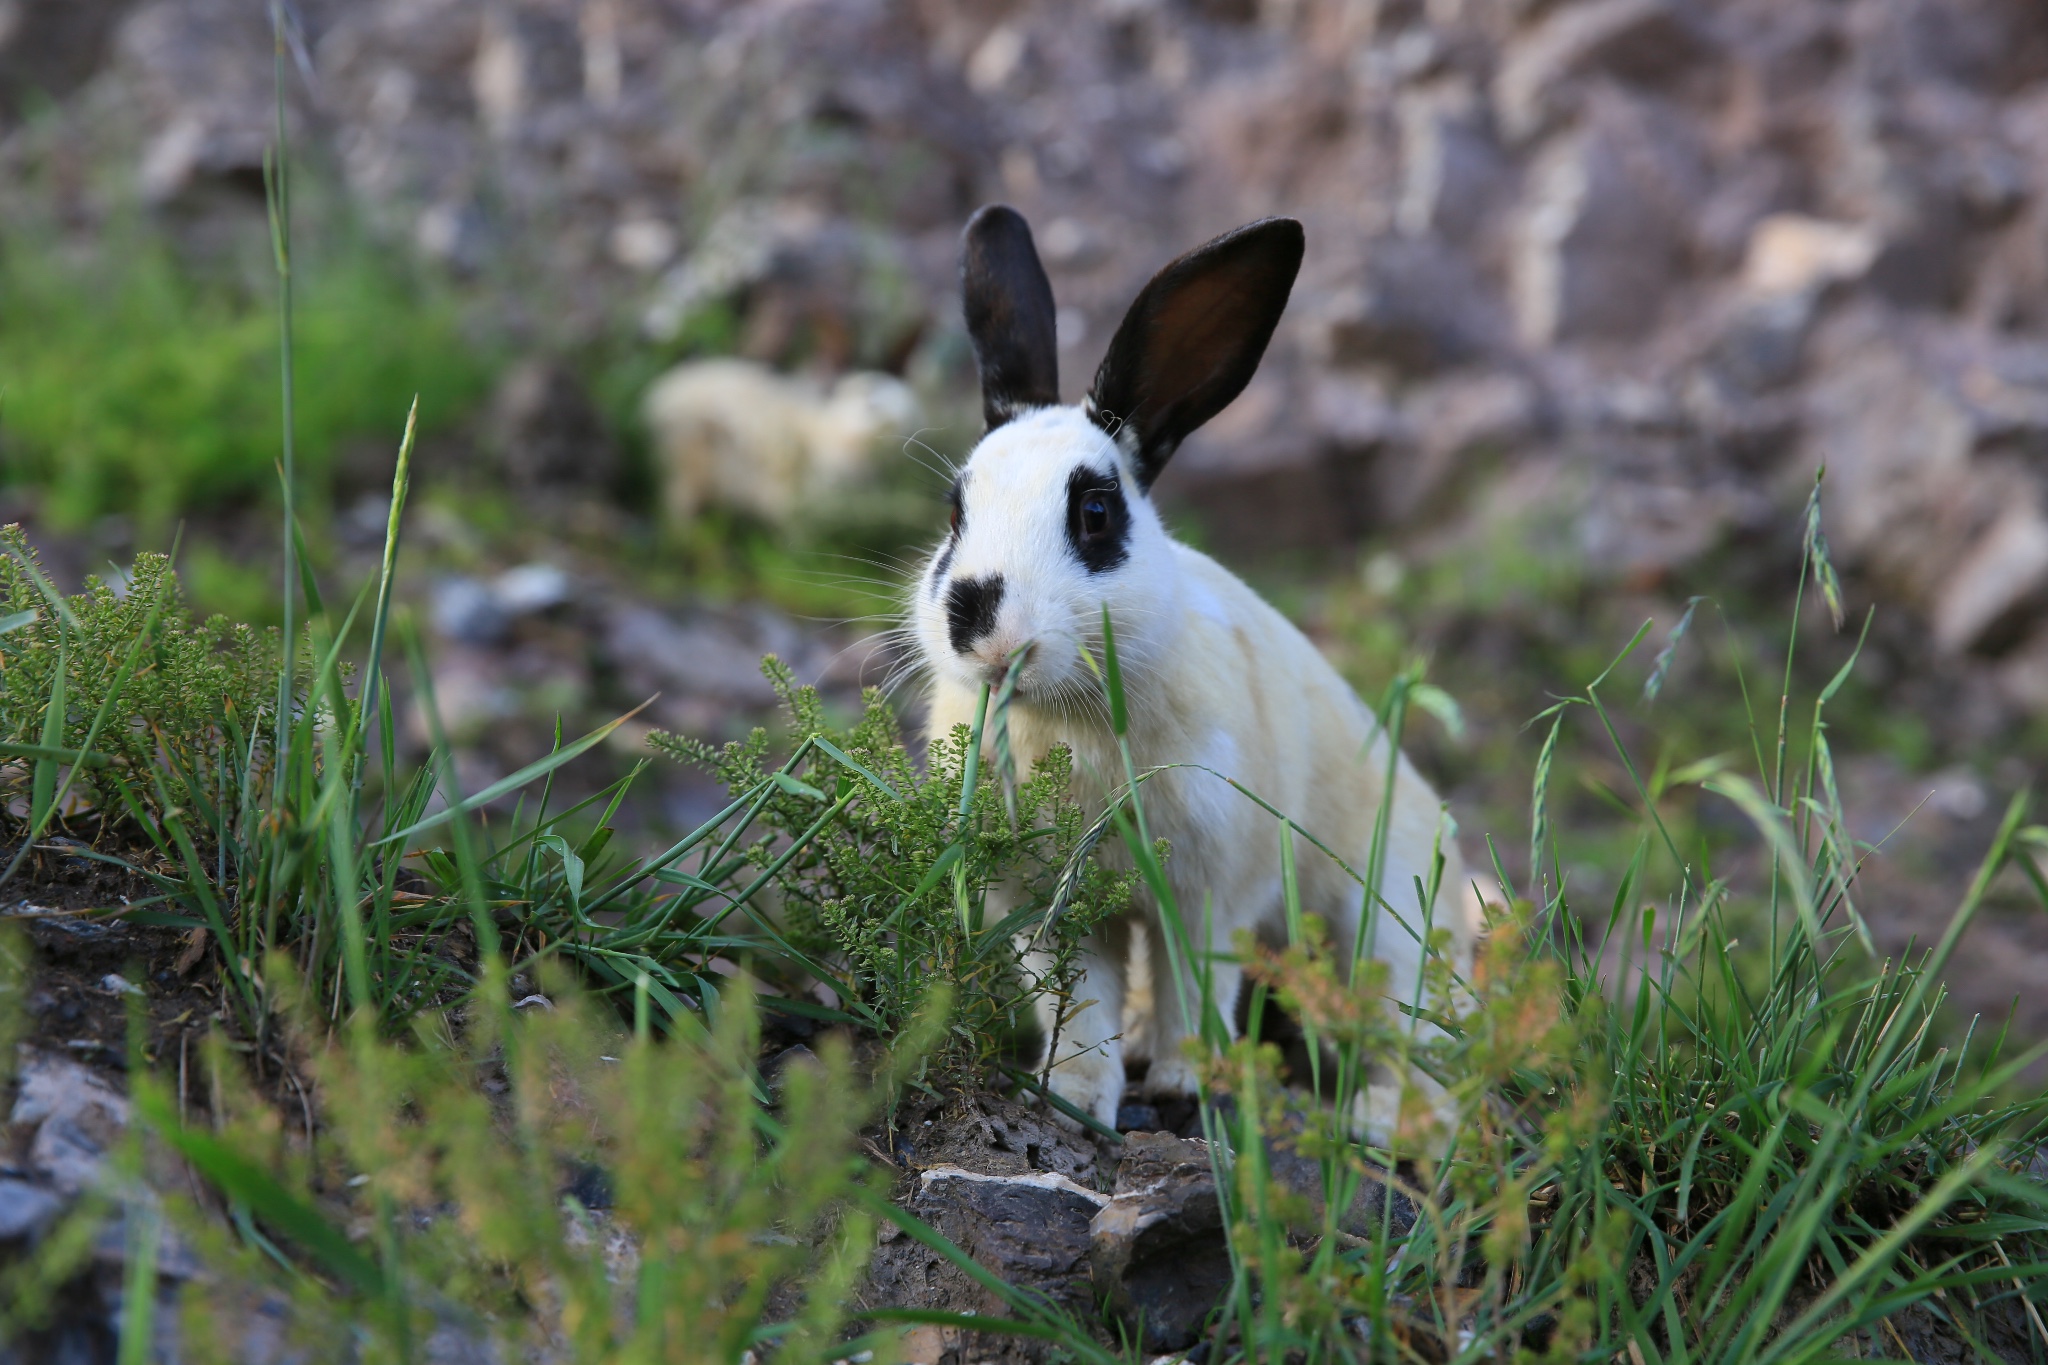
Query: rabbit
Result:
<box><xmin>911</xmin><ymin>206</ymin><xmax>1483</xmax><ymax>1141</ymax></box>
<box><xmin>644</xmin><ymin>358</ymin><xmax>922</xmax><ymax>526</ymax></box>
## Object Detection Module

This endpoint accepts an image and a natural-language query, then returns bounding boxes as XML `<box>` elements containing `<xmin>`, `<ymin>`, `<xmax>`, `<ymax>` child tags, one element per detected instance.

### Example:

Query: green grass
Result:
<box><xmin>1138</xmin><ymin>524</ymin><xmax>2048</xmax><ymax>1362</ymax></box>
<box><xmin>0</xmin><ymin>221</ymin><xmax>492</xmax><ymax>534</ymax></box>
<box><xmin>147</xmin><ymin>966</ymin><xmax>952</xmax><ymax>1365</ymax></box>
<box><xmin>651</xmin><ymin>655</ymin><xmax>1134</xmax><ymax>1083</ymax></box>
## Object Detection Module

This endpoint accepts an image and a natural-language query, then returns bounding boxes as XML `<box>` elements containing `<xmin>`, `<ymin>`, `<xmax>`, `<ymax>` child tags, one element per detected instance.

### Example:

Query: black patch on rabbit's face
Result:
<box><xmin>1066</xmin><ymin>466</ymin><xmax>1130</xmax><ymax>574</ymax></box>
<box><xmin>929</xmin><ymin>478</ymin><xmax>964</xmax><ymax>595</ymax></box>
<box><xmin>947</xmin><ymin>574</ymin><xmax>1004</xmax><ymax>653</ymax></box>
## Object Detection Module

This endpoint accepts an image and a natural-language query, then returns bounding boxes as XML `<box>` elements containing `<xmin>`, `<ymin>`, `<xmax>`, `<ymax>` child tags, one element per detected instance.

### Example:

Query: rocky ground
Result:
<box><xmin>6</xmin><ymin>896</ymin><xmax>2042</xmax><ymax>1363</ymax></box>
<box><xmin>12</xmin><ymin>0</ymin><xmax>2048</xmax><ymax>661</ymax></box>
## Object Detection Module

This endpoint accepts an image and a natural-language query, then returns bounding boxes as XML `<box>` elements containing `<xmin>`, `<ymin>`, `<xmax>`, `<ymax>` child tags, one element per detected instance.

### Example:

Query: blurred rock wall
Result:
<box><xmin>11</xmin><ymin>0</ymin><xmax>2048</xmax><ymax>693</ymax></box>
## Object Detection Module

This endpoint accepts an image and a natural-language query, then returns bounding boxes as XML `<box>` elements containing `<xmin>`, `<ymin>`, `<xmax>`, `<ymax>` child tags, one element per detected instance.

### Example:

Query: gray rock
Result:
<box><xmin>862</xmin><ymin>1090</ymin><xmax>1108</xmax><ymax>1361</ymax></box>
<box><xmin>761</xmin><ymin>1043</ymin><xmax>819</xmax><ymax>1101</ymax></box>
<box><xmin>1510</xmin><ymin>91</ymin><xmax>1705</xmax><ymax>345</ymax></box>
<box><xmin>1088</xmin><ymin>1133</ymin><xmax>1230</xmax><ymax>1353</ymax></box>
<box><xmin>0</xmin><ymin>0</ymin><xmax>134</xmax><ymax>120</ymax></box>
<box><xmin>0</xmin><ymin>1179</ymin><xmax>63</xmax><ymax>1242</ymax></box>
<box><xmin>866</xmin><ymin>1164</ymin><xmax>1103</xmax><ymax>1365</ymax></box>
<box><xmin>1702</xmin><ymin>291</ymin><xmax>1817</xmax><ymax>396</ymax></box>
<box><xmin>12</xmin><ymin>1050</ymin><xmax>130</xmax><ymax>1197</ymax></box>
<box><xmin>1261</xmin><ymin>1123</ymin><xmax>1415</xmax><ymax>1240</ymax></box>
<box><xmin>895</xmin><ymin>1090</ymin><xmax>1103</xmax><ymax>1188</ymax></box>
<box><xmin>1306</xmin><ymin>239</ymin><xmax>1500</xmax><ymax>378</ymax></box>
<box><xmin>487</xmin><ymin>360</ymin><xmax>618</xmax><ymax>493</ymax></box>
<box><xmin>429</xmin><ymin>565</ymin><xmax>572</xmax><ymax>647</ymax></box>
<box><xmin>1795</xmin><ymin>327</ymin><xmax>2048</xmax><ymax>649</ymax></box>
<box><xmin>1395</xmin><ymin>78</ymin><xmax>1508</xmax><ymax>245</ymax></box>
<box><xmin>491</xmin><ymin>563</ymin><xmax>570</xmax><ymax>617</ymax></box>
<box><xmin>114</xmin><ymin>0</ymin><xmax>276</xmax><ymax>203</ymax></box>
<box><xmin>869</xmin><ymin>1110</ymin><xmax>1234</xmax><ymax>1357</ymax></box>
<box><xmin>602</xmin><ymin>606</ymin><xmax>781</xmax><ymax>709</ymax></box>
<box><xmin>91</xmin><ymin>1204</ymin><xmax>208</xmax><ymax>1284</ymax></box>
<box><xmin>431</xmin><ymin>577</ymin><xmax>509</xmax><ymax>647</ymax></box>
<box><xmin>1113</xmin><ymin>1101</ymin><xmax>1162</xmax><ymax>1134</ymax></box>
<box><xmin>917</xmin><ymin>1166</ymin><xmax>1101</xmax><ymax>1307</ymax></box>
<box><xmin>21</xmin><ymin>0</ymin><xmax>2048</xmax><ymax>767</ymax></box>
<box><xmin>879</xmin><ymin>1119</ymin><xmax>1403</xmax><ymax>1356</ymax></box>
<box><xmin>1391</xmin><ymin>370</ymin><xmax>1543</xmax><ymax>518</ymax></box>
<box><xmin>1931</xmin><ymin>499</ymin><xmax>2048</xmax><ymax>655</ymax></box>
<box><xmin>640</xmin><ymin>200</ymin><xmax>926</xmax><ymax>369</ymax></box>
<box><xmin>1495</xmin><ymin>0</ymin><xmax>1715</xmax><ymax>143</ymax></box>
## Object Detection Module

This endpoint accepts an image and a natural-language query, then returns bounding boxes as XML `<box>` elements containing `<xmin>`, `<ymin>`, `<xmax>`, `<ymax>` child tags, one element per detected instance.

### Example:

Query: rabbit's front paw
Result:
<box><xmin>1140</xmin><ymin>1054</ymin><xmax>1201</xmax><ymax>1104</ymax></box>
<box><xmin>1043</xmin><ymin>1049</ymin><xmax>1124</xmax><ymax>1132</ymax></box>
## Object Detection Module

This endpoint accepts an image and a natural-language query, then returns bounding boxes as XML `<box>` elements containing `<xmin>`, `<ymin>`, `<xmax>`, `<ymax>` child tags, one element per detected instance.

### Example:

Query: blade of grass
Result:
<box><xmin>371</xmin><ymin>700</ymin><xmax>653</xmax><ymax>849</ymax></box>
<box><xmin>137</xmin><ymin>1080</ymin><xmax>383</xmax><ymax>1297</ymax></box>
<box><xmin>357</xmin><ymin>395</ymin><xmax>416</xmax><ymax>782</ymax></box>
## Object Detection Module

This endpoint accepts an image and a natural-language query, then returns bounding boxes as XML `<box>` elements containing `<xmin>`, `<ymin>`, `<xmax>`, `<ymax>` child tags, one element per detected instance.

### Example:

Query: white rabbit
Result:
<box><xmin>644</xmin><ymin>358</ymin><xmax>922</xmax><ymax>526</ymax></box>
<box><xmin>913</xmin><ymin>206</ymin><xmax>1480</xmax><ymax>1139</ymax></box>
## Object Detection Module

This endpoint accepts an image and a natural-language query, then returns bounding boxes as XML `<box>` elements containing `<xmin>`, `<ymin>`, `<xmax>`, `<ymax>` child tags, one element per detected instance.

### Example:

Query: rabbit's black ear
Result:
<box><xmin>961</xmin><ymin>205</ymin><xmax>1060</xmax><ymax>430</ymax></box>
<box><xmin>1087</xmin><ymin>217</ymin><xmax>1303</xmax><ymax>488</ymax></box>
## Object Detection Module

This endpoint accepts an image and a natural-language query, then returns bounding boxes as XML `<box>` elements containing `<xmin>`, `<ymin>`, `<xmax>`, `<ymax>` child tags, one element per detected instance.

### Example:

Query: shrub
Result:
<box><xmin>0</xmin><ymin>525</ymin><xmax>290</xmax><ymax>827</ymax></box>
<box><xmin>88</xmin><ymin>964</ymin><xmax>935</xmax><ymax>1363</ymax></box>
<box><xmin>651</xmin><ymin>658</ymin><xmax>1137</xmax><ymax>1088</ymax></box>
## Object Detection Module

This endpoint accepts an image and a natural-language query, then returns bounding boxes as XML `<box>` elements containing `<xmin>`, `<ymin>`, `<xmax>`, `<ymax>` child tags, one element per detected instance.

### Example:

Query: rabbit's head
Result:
<box><xmin>914</xmin><ymin>206</ymin><xmax>1303</xmax><ymax>707</ymax></box>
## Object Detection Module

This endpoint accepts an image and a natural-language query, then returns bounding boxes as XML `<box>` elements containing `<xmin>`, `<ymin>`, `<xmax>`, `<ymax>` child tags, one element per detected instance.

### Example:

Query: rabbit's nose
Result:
<box><xmin>976</xmin><ymin>638</ymin><xmax>1037</xmax><ymax>688</ymax></box>
<box><xmin>946</xmin><ymin>573</ymin><xmax>1005</xmax><ymax>655</ymax></box>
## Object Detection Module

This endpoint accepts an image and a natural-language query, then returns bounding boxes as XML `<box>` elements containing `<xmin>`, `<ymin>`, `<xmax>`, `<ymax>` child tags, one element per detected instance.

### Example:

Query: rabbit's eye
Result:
<box><xmin>1080</xmin><ymin>495</ymin><xmax>1110</xmax><ymax>538</ymax></box>
<box><xmin>1066</xmin><ymin>468</ymin><xmax>1130</xmax><ymax>572</ymax></box>
<box><xmin>947</xmin><ymin>481</ymin><xmax>964</xmax><ymax>536</ymax></box>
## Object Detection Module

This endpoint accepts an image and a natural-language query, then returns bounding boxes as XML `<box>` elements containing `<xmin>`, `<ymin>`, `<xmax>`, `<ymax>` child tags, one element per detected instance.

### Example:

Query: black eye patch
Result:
<box><xmin>1065</xmin><ymin>466</ymin><xmax>1130</xmax><ymax>573</ymax></box>
<box><xmin>929</xmin><ymin>479</ymin><xmax>965</xmax><ymax>598</ymax></box>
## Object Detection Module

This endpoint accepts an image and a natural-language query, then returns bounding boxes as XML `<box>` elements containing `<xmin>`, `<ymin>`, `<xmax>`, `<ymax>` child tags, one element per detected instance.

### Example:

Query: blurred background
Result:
<box><xmin>3</xmin><ymin>0</ymin><xmax>2047</xmax><ymax>1041</ymax></box>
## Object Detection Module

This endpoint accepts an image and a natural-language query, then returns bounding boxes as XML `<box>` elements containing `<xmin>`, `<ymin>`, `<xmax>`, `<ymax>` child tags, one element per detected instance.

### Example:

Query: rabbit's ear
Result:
<box><xmin>1087</xmin><ymin>217</ymin><xmax>1303</xmax><ymax>488</ymax></box>
<box><xmin>962</xmin><ymin>205</ymin><xmax>1060</xmax><ymax>430</ymax></box>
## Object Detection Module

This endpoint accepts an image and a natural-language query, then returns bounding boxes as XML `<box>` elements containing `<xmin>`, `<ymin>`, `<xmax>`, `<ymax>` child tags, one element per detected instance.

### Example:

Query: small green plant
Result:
<box><xmin>651</xmin><ymin>658</ymin><xmax>1135</xmax><ymax>1083</ymax></box>
<box><xmin>140</xmin><ymin>964</ymin><xmax>917</xmax><ymax>1365</ymax></box>
<box><xmin>0</xmin><ymin>526</ymin><xmax>291</xmax><ymax>829</ymax></box>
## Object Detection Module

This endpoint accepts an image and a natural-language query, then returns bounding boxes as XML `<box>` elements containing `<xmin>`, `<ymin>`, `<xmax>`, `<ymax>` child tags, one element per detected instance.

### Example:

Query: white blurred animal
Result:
<box><xmin>643</xmin><ymin>358</ymin><xmax>921</xmax><ymax>525</ymax></box>
<box><xmin>913</xmin><ymin>207</ymin><xmax>1482</xmax><ymax>1140</ymax></box>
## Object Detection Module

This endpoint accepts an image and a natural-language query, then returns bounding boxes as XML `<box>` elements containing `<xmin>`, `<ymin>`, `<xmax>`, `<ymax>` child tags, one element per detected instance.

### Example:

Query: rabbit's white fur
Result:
<box><xmin>914</xmin><ymin>406</ymin><xmax>1479</xmax><ymax>1137</ymax></box>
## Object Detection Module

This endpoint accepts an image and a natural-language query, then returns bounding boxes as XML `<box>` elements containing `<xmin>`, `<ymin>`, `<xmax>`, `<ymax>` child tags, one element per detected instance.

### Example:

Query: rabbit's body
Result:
<box><xmin>924</xmin><ymin>473</ymin><xmax>1465</xmax><ymax>1118</ymax></box>
<box><xmin>915</xmin><ymin>208</ymin><xmax>1476</xmax><ymax>1134</ymax></box>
